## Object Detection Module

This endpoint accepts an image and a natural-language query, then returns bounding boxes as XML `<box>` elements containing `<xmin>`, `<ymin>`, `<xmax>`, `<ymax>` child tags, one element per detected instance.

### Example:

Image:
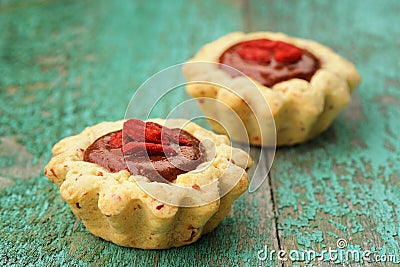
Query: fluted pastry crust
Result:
<box><xmin>44</xmin><ymin>119</ymin><xmax>252</xmax><ymax>249</ymax></box>
<box><xmin>183</xmin><ymin>32</ymin><xmax>361</xmax><ymax>146</ymax></box>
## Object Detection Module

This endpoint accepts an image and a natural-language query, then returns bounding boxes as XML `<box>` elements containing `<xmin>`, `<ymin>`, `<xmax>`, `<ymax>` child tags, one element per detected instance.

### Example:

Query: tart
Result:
<box><xmin>183</xmin><ymin>32</ymin><xmax>361</xmax><ymax>146</ymax></box>
<box><xmin>44</xmin><ymin>118</ymin><xmax>252</xmax><ymax>249</ymax></box>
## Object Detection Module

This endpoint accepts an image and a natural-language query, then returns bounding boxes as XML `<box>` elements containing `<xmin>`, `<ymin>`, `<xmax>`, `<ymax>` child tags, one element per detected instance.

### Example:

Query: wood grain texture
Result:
<box><xmin>249</xmin><ymin>0</ymin><xmax>400</xmax><ymax>266</ymax></box>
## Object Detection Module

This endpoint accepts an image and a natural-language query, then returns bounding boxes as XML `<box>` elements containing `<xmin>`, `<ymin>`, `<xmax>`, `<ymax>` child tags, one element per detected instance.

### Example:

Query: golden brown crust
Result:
<box><xmin>183</xmin><ymin>32</ymin><xmax>361</xmax><ymax>146</ymax></box>
<box><xmin>44</xmin><ymin>119</ymin><xmax>252</xmax><ymax>249</ymax></box>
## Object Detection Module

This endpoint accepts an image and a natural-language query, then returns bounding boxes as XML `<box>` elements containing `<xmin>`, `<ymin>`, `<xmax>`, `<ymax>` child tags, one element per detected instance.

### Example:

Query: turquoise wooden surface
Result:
<box><xmin>0</xmin><ymin>0</ymin><xmax>399</xmax><ymax>266</ymax></box>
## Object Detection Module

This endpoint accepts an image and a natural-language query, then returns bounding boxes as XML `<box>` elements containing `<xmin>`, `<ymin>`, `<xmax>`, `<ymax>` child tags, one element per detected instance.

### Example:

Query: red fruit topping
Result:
<box><xmin>123</xmin><ymin>119</ymin><xmax>162</xmax><ymax>144</ymax></box>
<box><xmin>118</xmin><ymin>119</ymin><xmax>194</xmax><ymax>157</ymax></box>
<box><xmin>219</xmin><ymin>38</ymin><xmax>320</xmax><ymax>87</ymax></box>
<box><xmin>84</xmin><ymin>118</ymin><xmax>206</xmax><ymax>183</ymax></box>
<box><xmin>178</xmin><ymin>135</ymin><xmax>193</xmax><ymax>146</ymax></box>
<box><xmin>235</xmin><ymin>39</ymin><xmax>303</xmax><ymax>63</ymax></box>
<box><xmin>122</xmin><ymin>142</ymin><xmax>177</xmax><ymax>156</ymax></box>
<box><xmin>109</xmin><ymin>131</ymin><xmax>123</xmax><ymax>148</ymax></box>
<box><xmin>273</xmin><ymin>41</ymin><xmax>303</xmax><ymax>62</ymax></box>
<box><xmin>237</xmin><ymin>47</ymin><xmax>271</xmax><ymax>63</ymax></box>
<box><xmin>239</xmin><ymin>39</ymin><xmax>277</xmax><ymax>49</ymax></box>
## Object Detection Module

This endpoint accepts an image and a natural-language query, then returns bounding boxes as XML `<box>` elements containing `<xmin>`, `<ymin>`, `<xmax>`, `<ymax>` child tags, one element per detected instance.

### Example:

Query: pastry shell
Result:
<box><xmin>183</xmin><ymin>32</ymin><xmax>361</xmax><ymax>146</ymax></box>
<box><xmin>44</xmin><ymin>119</ymin><xmax>252</xmax><ymax>249</ymax></box>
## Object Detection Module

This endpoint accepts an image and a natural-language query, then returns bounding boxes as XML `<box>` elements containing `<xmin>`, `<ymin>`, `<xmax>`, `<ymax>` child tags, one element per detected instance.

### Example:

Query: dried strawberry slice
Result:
<box><xmin>123</xmin><ymin>119</ymin><xmax>146</xmax><ymax>142</ymax></box>
<box><xmin>122</xmin><ymin>119</ymin><xmax>194</xmax><ymax>158</ymax></box>
<box><xmin>145</xmin><ymin>122</ymin><xmax>162</xmax><ymax>130</ymax></box>
<box><xmin>144</xmin><ymin>127</ymin><xmax>163</xmax><ymax>144</ymax></box>
<box><xmin>164</xmin><ymin>129</ymin><xmax>192</xmax><ymax>146</ymax></box>
<box><xmin>122</xmin><ymin>142</ymin><xmax>177</xmax><ymax>156</ymax></box>
<box><xmin>123</xmin><ymin>119</ymin><xmax>164</xmax><ymax>144</ymax></box>
<box><xmin>178</xmin><ymin>135</ymin><xmax>192</xmax><ymax>146</ymax></box>
<box><xmin>273</xmin><ymin>41</ymin><xmax>303</xmax><ymax>62</ymax></box>
<box><xmin>145</xmin><ymin>122</ymin><xmax>169</xmax><ymax>144</ymax></box>
<box><xmin>109</xmin><ymin>131</ymin><xmax>123</xmax><ymax>148</ymax></box>
<box><xmin>146</xmin><ymin>122</ymin><xmax>192</xmax><ymax>146</ymax></box>
<box><xmin>236</xmin><ymin>39</ymin><xmax>303</xmax><ymax>63</ymax></box>
<box><xmin>239</xmin><ymin>39</ymin><xmax>277</xmax><ymax>49</ymax></box>
<box><xmin>237</xmin><ymin>47</ymin><xmax>271</xmax><ymax>63</ymax></box>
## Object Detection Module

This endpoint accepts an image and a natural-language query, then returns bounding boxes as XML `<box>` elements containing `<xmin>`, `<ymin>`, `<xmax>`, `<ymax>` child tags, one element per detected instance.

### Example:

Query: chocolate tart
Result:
<box><xmin>44</xmin><ymin>119</ymin><xmax>252</xmax><ymax>249</ymax></box>
<box><xmin>183</xmin><ymin>32</ymin><xmax>361</xmax><ymax>146</ymax></box>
